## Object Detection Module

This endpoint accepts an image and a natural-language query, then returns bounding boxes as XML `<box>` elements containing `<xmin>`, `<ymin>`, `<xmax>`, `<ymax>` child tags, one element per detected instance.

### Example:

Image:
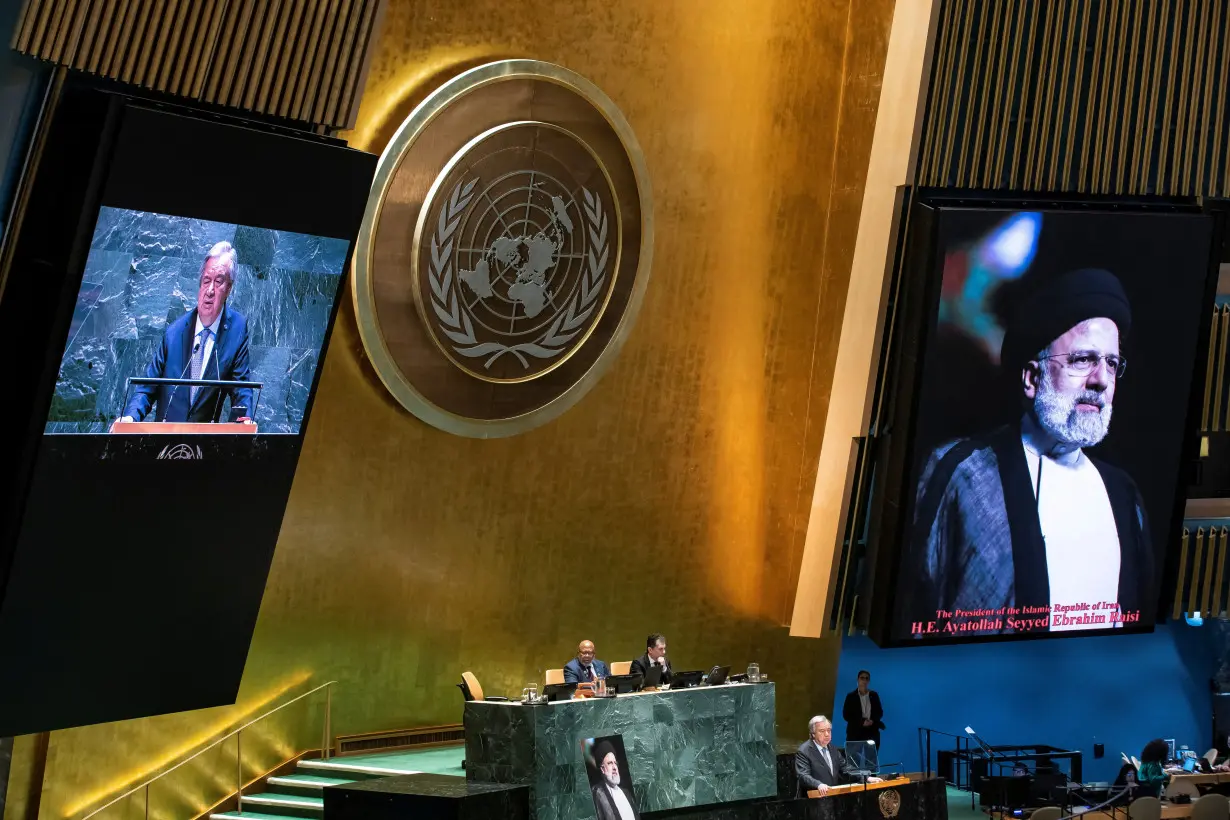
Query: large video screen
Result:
<box><xmin>891</xmin><ymin>208</ymin><xmax>1213</xmax><ymax>643</ymax></box>
<box><xmin>0</xmin><ymin>84</ymin><xmax>375</xmax><ymax>736</ymax></box>
<box><xmin>47</xmin><ymin>207</ymin><xmax>349</xmax><ymax>435</ymax></box>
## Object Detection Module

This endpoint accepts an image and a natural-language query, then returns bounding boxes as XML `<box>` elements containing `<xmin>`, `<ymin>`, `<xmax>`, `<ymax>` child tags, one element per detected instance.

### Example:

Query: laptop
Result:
<box><xmin>643</xmin><ymin>665</ymin><xmax>664</xmax><ymax>687</ymax></box>
<box><xmin>846</xmin><ymin>740</ymin><xmax>879</xmax><ymax>776</ymax></box>
<box><xmin>672</xmin><ymin>670</ymin><xmax>705</xmax><ymax>688</ymax></box>
<box><xmin>606</xmin><ymin>674</ymin><xmax>644</xmax><ymax>694</ymax></box>
<box><xmin>1183</xmin><ymin>757</ymin><xmax>1198</xmax><ymax>773</ymax></box>
<box><xmin>705</xmin><ymin>665</ymin><xmax>731</xmax><ymax>686</ymax></box>
<box><xmin>543</xmin><ymin>683</ymin><xmax>576</xmax><ymax>702</ymax></box>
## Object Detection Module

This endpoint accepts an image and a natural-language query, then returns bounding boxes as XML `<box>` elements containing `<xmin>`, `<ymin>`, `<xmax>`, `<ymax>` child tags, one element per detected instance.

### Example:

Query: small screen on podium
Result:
<box><xmin>888</xmin><ymin>207</ymin><xmax>1214</xmax><ymax>644</ymax></box>
<box><xmin>44</xmin><ymin>206</ymin><xmax>350</xmax><ymax>436</ymax></box>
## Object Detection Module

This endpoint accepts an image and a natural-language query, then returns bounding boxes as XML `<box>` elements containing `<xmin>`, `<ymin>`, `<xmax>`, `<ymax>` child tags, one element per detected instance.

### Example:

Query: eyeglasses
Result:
<box><xmin>1037</xmin><ymin>351</ymin><xmax>1127</xmax><ymax>379</ymax></box>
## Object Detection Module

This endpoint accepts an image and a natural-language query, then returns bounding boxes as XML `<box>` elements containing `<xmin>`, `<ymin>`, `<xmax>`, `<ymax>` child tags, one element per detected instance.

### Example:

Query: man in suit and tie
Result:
<box><xmin>113</xmin><ymin>241</ymin><xmax>255</xmax><ymax>428</ymax></box>
<box><xmin>564</xmin><ymin>640</ymin><xmax>610</xmax><ymax>684</ymax></box>
<box><xmin>795</xmin><ymin>716</ymin><xmax>881</xmax><ymax>795</ymax></box>
<box><xmin>630</xmin><ymin>633</ymin><xmax>671</xmax><ymax>685</ymax></box>
<box><xmin>842</xmin><ymin>670</ymin><xmax>885</xmax><ymax>747</ymax></box>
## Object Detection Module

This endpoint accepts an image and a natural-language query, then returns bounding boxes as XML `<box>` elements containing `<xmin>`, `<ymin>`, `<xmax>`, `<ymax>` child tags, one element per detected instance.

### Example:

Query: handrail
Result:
<box><xmin>82</xmin><ymin>680</ymin><xmax>336</xmax><ymax>820</ymax></box>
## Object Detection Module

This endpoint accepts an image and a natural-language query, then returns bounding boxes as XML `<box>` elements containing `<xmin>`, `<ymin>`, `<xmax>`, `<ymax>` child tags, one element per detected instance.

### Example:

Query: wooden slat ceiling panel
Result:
<box><xmin>10</xmin><ymin>0</ymin><xmax>385</xmax><ymax>129</ymax></box>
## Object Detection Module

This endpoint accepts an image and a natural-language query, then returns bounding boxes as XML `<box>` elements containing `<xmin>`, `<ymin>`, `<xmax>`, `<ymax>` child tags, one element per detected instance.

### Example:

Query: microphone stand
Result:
<box><xmin>967</xmin><ymin>729</ymin><xmax>1016</xmax><ymax>820</ymax></box>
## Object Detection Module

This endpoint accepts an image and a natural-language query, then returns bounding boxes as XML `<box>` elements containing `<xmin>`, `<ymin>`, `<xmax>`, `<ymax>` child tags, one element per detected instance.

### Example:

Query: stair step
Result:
<box><xmin>298</xmin><ymin>758</ymin><xmax>422</xmax><ymax>778</ymax></box>
<box><xmin>267</xmin><ymin>773</ymin><xmax>356</xmax><ymax>792</ymax></box>
<box><xmin>241</xmin><ymin>792</ymin><xmax>323</xmax><ymax>808</ymax></box>
<box><xmin>239</xmin><ymin>791</ymin><xmax>323</xmax><ymax>818</ymax></box>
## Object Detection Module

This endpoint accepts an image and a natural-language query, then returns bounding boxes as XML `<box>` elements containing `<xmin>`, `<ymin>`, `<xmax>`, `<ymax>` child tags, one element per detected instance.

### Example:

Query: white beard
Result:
<box><xmin>604</xmin><ymin>770</ymin><xmax>621</xmax><ymax>787</ymax></box>
<box><xmin>1033</xmin><ymin>369</ymin><xmax>1113</xmax><ymax>448</ymax></box>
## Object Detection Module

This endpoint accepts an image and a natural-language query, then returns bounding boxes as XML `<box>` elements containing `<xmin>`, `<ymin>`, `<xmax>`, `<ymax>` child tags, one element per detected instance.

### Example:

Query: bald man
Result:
<box><xmin>564</xmin><ymin>641</ymin><xmax>610</xmax><ymax>683</ymax></box>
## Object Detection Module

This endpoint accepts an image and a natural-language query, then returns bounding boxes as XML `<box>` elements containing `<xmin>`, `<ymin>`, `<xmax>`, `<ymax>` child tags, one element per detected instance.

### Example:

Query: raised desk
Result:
<box><xmin>808</xmin><ymin>776</ymin><xmax>912</xmax><ymax>799</ymax></box>
<box><xmin>463</xmin><ymin>683</ymin><xmax>777</xmax><ymax>820</ymax></box>
<box><xmin>110</xmin><ymin>421</ymin><xmax>257</xmax><ymax>434</ymax></box>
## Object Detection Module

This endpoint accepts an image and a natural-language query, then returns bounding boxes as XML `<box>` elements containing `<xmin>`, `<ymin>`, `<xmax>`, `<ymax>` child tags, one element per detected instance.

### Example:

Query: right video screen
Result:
<box><xmin>891</xmin><ymin>207</ymin><xmax>1215</xmax><ymax>643</ymax></box>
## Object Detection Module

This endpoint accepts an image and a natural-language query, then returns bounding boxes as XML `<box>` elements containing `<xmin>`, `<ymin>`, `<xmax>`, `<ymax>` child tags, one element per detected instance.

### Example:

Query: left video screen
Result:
<box><xmin>45</xmin><ymin>207</ymin><xmax>349</xmax><ymax>435</ymax></box>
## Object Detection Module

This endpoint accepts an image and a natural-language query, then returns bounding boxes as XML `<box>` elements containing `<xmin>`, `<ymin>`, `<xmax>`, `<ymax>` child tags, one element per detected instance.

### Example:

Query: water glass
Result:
<box><xmin>747</xmin><ymin>663</ymin><xmax>760</xmax><ymax>683</ymax></box>
<box><xmin>526</xmin><ymin>682</ymin><xmax>538</xmax><ymax>702</ymax></box>
<box><xmin>596</xmin><ymin>677</ymin><xmax>607</xmax><ymax>696</ymax></box>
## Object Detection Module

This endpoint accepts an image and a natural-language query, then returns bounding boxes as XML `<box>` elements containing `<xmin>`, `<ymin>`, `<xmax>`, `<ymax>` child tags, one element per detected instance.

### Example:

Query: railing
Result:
<box><xmin>81</xmin><ymin>680</ymin><xmax>336</xmax><ymax>820</ymax></box>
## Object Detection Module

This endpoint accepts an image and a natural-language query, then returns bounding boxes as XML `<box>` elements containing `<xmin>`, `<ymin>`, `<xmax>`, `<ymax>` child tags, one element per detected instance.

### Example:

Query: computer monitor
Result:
<box><xmin>643</xmin><ymin>665</ymin><xmax>664</xmax><ymax>687</ymax></box>
<box><xmin>706</xmin><ymin>665</ymin><xmax>731</xmax><ymax>686</ymax></box>
<box><xmin>543</xmin><ymin>683</ymin><xmax>577</xmax><ymax>702</ymax></box>
<box><xmin>846</xmin><ymin>740</ymin><xmax>879</xmax><ymax>774</ymax></box>
<box><xmin>1183</xmin><ymin>757</ymin><xmax>1198</xmax><ymax>773</ymax></box>
<box><xmin>671</xmin><ymin>671</ymin><xmax>704</xmax><ymax>689</ymax></box>
<box><xmin>606</xmin><ymin>674</ymin><xmax>643</xmax><ymax>694</ymax></box>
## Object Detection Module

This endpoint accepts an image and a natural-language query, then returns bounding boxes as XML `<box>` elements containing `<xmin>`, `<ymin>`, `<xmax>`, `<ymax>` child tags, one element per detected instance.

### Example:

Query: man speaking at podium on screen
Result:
<box><xmin>112</xmin><ymin>241</ymin><xmax>254</xmax><ymax>428</ymax></box>
<box><xmin>905</xmin><ymin>268</ymin><xmax>1151</xmax><ymax>636</ymax></box>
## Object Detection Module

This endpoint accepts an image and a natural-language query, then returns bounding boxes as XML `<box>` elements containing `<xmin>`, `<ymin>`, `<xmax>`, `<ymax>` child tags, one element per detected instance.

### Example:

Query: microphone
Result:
<box><xmin>208</xmin><ymin>334</ymin><xmax>226</xmax><ymax>422</ymax></box>
<box><xmin>966</xmin><ymin>726</ymin><xmax>975</xmax><ymax>735</ymax></box>
<box><xmin>167</xmin><ymin>339</ymin><xmax>200</xmax><ymax>416</ymax></box>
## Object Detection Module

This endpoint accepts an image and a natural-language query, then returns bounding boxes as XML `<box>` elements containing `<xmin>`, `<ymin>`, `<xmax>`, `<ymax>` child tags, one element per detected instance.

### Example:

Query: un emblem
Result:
<box><xmin>878</xmin><ymin>789</ymin><xmax>902</xmax><ymax>818</ymax></box>
<box><xmin>353</xmin><ymin>61</ymin><xmax>651</xmax><ymax>437</ymax></box>
<box><xmin>416</xmin><ymin>123</ymin><xmax>617</xmax><ymax>382</ymax></box>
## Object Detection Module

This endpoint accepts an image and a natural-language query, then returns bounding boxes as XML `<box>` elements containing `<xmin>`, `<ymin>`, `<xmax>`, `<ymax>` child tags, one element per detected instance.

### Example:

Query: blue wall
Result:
<box><xmin>832</xmin><ymin>623</ymin><xmax>1216</xmax><ymax>782</ymax></box>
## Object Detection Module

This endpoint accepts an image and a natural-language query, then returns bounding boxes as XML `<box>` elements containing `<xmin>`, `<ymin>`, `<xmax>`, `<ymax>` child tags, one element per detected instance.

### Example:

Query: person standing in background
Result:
<box><xmin>842</xmin><ymin>670</ymin><xmax>884</xmax><ymax>747</ymax></box>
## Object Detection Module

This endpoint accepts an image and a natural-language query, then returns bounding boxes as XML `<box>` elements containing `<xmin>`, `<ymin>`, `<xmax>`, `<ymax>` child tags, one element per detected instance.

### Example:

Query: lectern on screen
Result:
<box><xmin>0</xmin><ymin>80</ymin><xmax>375</xmax><ymax>735</ymax></box>
<box><xmin>45</xmin><ymin>207</ymin><xmax>350</xmax><ymax>437</ymax></box>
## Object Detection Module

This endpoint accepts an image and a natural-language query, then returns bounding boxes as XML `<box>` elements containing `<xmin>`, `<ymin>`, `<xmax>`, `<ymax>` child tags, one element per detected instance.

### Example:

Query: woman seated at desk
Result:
<box><xmin>1136</xmin><ymin>739</ymin><xmax>1170</xmax><ymax>798</ymax></box>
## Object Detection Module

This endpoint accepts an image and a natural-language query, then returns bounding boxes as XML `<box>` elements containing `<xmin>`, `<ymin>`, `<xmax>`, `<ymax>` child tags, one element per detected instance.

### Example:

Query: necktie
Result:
<box><xmin>190</xmin><ymin>328</ymin><xmax>210</xmax><ymax>404</ymax></box>
<box><xmin>583</xmin><ymin>666</ymin><xmax>592</xmax><ymax>681</ymax></box>
<box><xmin>821</xmin><ymin>747</ymin><xmax>832</xmax><ymax>773</ymax></box>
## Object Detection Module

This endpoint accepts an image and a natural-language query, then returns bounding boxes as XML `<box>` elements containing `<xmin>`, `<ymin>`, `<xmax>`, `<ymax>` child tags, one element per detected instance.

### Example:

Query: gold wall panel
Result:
<box><xmin>10</xmin><ymin>0</ymin><xmax>386</xmax><ymax>128</ymax></box>
<box><xmin>919</xmin><ymin>0</ymin><xmax>1230</xmax><ymax>195</ymax></box>
<box><xmin>5</xmin><ymin>0</ymin><xmax>895</xmax><ymax>816</ymax></box>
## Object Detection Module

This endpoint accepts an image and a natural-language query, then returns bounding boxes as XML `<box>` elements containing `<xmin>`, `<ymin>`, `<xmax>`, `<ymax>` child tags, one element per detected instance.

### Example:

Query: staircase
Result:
<box><xmin>209</xmin><ymin>756</ymin><xmax>422</xmax><ymax>819</ymax></box>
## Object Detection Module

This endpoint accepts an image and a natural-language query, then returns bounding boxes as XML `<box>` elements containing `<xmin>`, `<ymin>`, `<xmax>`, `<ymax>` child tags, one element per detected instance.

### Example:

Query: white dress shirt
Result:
<box><xmin>1022</xmin><ymin>439</ymin><xmax>1121</xmax><ymax>632</ymax></box>
<box><xmin>859</xmin><ymin>691</ymin><xmax>871</xmax><ymax>720</ymax></box>
<box><xmin>813</xmin><ymin>740</ymin><xmax>833</xmax><ymax>772</ymax></box>
<box><xmin>194</xmin><ymin>310</ymin><xmax>223</xmax><ymax>377</ymax></box>
<box><xmin>606</xmin><ymin>783</ymin><xmax>637</xmax><ymax>820</ymax></box>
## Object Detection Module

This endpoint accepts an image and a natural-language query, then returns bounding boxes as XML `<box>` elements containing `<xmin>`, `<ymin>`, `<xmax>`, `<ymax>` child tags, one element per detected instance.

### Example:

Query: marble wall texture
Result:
<box><xmin>464</xmin><ymin>684</ymin><xmax>778</xmax><ymax>820</ymax></box>
<box><xmin>44</xmin><ymin>207</ymin><xmax>349</xmax><ymax>434</ymax></box>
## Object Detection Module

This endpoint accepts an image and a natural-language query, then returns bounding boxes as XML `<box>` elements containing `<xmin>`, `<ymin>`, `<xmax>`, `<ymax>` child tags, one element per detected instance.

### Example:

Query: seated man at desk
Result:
<box><xmin>565</xmin><ymin>640</ymin><xmax>610</xmax><ymax>684</ymax></box>
<box><xmin>631</xmin><ymin>633</ymin><xmax>672</xmax><ymax>685</ymax></box>
<box><xmin>796</xmin><ymin>716</ymin><xmax>882</xmax><ymax>794</ymax></box>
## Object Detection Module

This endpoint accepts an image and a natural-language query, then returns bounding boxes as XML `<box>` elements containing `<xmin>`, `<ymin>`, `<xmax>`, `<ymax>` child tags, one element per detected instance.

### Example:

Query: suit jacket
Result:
<box><xmin>564</xmin><ymin>658</ymin><xmax>610</xmax><ymax>684</ymax></box>
<box><xmin>630</xmin><ymin>654</ymin><xmax>671</xmax><ymax>685</ymax></box>
<box><xmin>842</xmin><ymin>689</ymin><xmax>884</xmax><ymax>740</ymax></box>
<box><xmin>900</xmin><ymin>423</ymin><xmax>1151</xmax><ymax>637</ymax></box>
<box><xmin>123</xmin><ymin>307</ymin><xmax>254</xmax><ymax>424</ymax></box>
<box><xmin>591</xmin><ymin>783</ymin><xmax>636</xmax><ymax>820</ymax></box>
<box><xmin>795</xmin><ymin>741</ymin><xmax>854</xmax><ymax>791</ymax></box>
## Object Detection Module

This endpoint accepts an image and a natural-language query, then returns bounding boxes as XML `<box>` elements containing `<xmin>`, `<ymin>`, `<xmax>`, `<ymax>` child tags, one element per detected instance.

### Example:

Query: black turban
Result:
<box><xmin>999</xmin><ymin>268</ymin><xmax>1131</xmax><ymax>372</ymax></box>
<box><xmin>593</xmin><ymin>740</ymin><xmax>615</xmax><ymax>763</ymax></box>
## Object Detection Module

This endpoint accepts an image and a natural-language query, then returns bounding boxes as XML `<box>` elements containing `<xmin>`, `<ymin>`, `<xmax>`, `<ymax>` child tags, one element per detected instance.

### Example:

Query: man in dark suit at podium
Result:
<box><xmin>795</xmin><ymin>716</ymin><xmax>881</xmax><ymax>795</ymax></box>
<box><xmin>113</xmin><ymin>241</ymin><xmax>254</xmax><ymax>428</ymax></box>
<box><xmin>630</xmin><ymin>633</ymin><xmax>671</xmax><ymax>685</ymax></box>
<box><xmin>564</xmin><ymin>640</ymin><xmax>610</xmax><ymax>684</ymax></box>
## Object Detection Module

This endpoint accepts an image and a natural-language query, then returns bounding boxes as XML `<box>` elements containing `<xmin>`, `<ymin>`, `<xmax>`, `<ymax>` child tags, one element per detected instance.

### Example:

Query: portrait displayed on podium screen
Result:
<box><xmin>43</xmin><ymin>207</ymin><xmax>350</xmax><ymax>436</ymax></box>
<box><xmin>583</xmin><ymin>735</ymin><xmax>641</xmax><ymax>820</ymax></box>
<box><xmin>892</xmin><ymin>208</ymin><xmax>1213</xmax><ymax>643</ymax></box>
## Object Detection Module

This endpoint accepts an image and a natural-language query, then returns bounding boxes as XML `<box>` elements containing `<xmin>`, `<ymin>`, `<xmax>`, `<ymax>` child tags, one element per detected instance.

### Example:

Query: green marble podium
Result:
<box><xmin>463</xmin><ymin>683</ymin><xmax>777</xmax><ymax>820</ymax></box>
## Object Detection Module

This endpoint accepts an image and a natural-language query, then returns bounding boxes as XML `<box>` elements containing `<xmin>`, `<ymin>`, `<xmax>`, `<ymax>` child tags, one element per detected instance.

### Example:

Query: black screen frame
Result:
<box><xmin>866</xmin><ymin>190</ymin><xmax>1221</xmax><ymax>648</ymax></box>
<box><xmin>0</xmin><ymin>78</ymin><xmax>376</xmax><ymax>734</ymax></box>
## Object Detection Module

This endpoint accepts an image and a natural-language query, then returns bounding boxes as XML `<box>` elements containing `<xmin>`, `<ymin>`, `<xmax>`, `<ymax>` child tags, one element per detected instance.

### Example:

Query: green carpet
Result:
<box><xmin>946</xmin><ymin>784</ymin><xmax>984</xmax><ymax>820</ymax></box>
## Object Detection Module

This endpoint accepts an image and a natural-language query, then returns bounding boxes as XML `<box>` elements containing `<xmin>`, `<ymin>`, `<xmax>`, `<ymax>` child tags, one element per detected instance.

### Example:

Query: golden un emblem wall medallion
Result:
<box><xmin>352</xmin><ymin>60</ymin><xmax>653</xmax><ymax>437</ymax></box>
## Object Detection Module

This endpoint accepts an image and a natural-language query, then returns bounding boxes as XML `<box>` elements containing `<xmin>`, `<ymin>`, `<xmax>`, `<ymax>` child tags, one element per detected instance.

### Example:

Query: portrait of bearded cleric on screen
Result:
<box><xmin>904</xmin><ymin>268</ymin><xmax>1151</xmax><ymax>637</ymax></box>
